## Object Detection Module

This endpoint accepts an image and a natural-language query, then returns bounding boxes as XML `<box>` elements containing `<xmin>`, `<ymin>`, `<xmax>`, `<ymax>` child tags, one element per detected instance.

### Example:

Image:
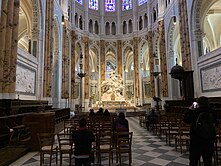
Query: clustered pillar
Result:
<box><xmin>147</xmin><ymin>31</ymin><xmax>155</xmax><ymax>98</ymax></box>
<box><xmin>100</xmin><ymin>40</ymin><xmax>105</xmax><ymax>87</ymax></box>
<box><xmin>158</xmin><ymin>20</ymin><xmax>168</xmax><ymax>97</ymax></box>
<box><xmin>0</xmin><ymin>0</ymin><xmax>20</xmax><ymax>94</ymax></box>
<box><xmin>84</xmin><ymin>36</ymin><xmax>89</xmax><ymax>101</ymax></box>
<box><xmin>178</xmin><ymin>0</ymin><xmax>192</xmax><ymax>70</ymax></box>
<box><xmin>71</xmin><ymin>30</ymin><xmax>76</xmax><ymax>99</ymax></box>
<box><xmin>43</xmin><ymin>0</ymin><xmax>54</xmax><ymax>97</ymax></box>
<box><xmin>61</xmin><ymin>20</ymin><xmax>69</xmax><ymax>99</ymax></box>
<box><xmin>133</xmin><ymin>37</ymin><xmax>140</xmax><ymax>103</ymax></box>
<box><xmin>117</xmin><ymin>40</ymin><xmax>123</xmax><ymax>78</ymax></box>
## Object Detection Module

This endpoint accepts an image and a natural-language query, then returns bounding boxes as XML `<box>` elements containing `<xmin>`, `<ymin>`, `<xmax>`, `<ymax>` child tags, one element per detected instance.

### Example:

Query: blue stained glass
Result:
<box><xmin>138</xmin><ymin>0</ymin><xmax>147</xmax><ymax>6</ymax></box>
<box><xmin>105</xmin><ymin>0</ymin><xmax>115</xmax><ymax>12</ymax></box>
<box><xmin>75</xmin><ymin>0</ymin><xmax>82</xmax><ymax>5</ymax></box>
<box><xmin>89</xmin><ymin>0</ymin><xmax>99</xmax><ymax>10</ymax></box>
<box><xmin>122</xmin><ymin>0</ymin><xmax>132</xmax><ymax>11</ymax></box>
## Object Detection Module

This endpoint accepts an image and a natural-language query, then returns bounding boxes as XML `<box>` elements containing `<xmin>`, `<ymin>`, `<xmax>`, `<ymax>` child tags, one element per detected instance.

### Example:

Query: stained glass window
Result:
<box><xmin>105</xmin><ymin>0</ymin><xmax>115</xmax><ymax>12</ymax></box>
<box><xmin>122</xmin><ymin>0</ymin><xmax>132</xmax><ymax>11</ymax></box>
<box><xmin>138</xmin><ymin>0</ymin><xmax>147</xmax><ymax>6</ymax></box>
<box><xmin>89</xmin><ymin>0</ymin><xmax>98</xmax><ymax>10</ymax></box>
<box><xmin>75</xmin><ymin>0</ymin><xmax>82</xmax><ymax>5</ymax></box>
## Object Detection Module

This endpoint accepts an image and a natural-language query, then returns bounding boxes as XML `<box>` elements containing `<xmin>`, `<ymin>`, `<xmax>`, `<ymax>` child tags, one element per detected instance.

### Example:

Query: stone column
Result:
<box><xmin>83</xmin><ymin>36</ymin><xmax>89</xmax><ymax>100</ymax></box>
<box><xmin>133</xmin><ymin>0</ymin><xmax>137</xmax><ymax>31</ymax></box>
<box><xmin>100</xmin><ymin>40</ymin><xmax>105</xmax><ymax>85</ymax></box>
<box><xmin>3</xmin><ymin>0</ymin><xmax>14</xmax><ymax>93</ymax></box>
<box><xmin>100</xmin><ymin>0</ymin><xmax>105</xmax><ymax>35</ymax></box>
<box><xmin>71</xmin><ymin>30</ymin><xmax>76</xmax><ymax>99</ymax></box>
<box><xmin>0</xmin><ymin>0</ymin><xmax>2</xmax><ymax>17</ymax></box>
<box><xmin>0</xmin><ymin>0</ymin><xmax>20</xmax><ymax>94</ymax></box>
<box><xmin>117</xmin><ymin>40</ymin><xmax>122</xmax><ymax>77</ymax></box>
<box><xmin>61</xmin><ymin>20</ymin><xmax>69</xmax><ymax>99</ymax></box>
<box><xmin>0</xmin><ymin>0</ymin><xmax>8</xmax><ymax>92</ymax></box>
<box><xmin>84</xmin><ymin>0</ymin><xmax>89</xmax><ymax>31</ymax></box>
<box><xmin>133</xmin><ymin>37</ymin><xmax>140</xmax><ymax>101</ymax></box>
<box><xmin>178</xmin><ymin>0</ymin><xmax>192</xmax><ymax>70</ymax></box>
<box><xmin>9</xmin><ymin>0</ymin><xmax>20</xmax><ymax>93</ymax></box>
<box><xmin>158</xmin><ymin>20</ymin><xmax>168</xmax><ymax>97</ymax></box>
<box><xmin>43</xmin><ymin>0</ymin><xmax>54</xmax><ymax>97</ymax></box>
<box><xmin>116</xmin><ymin>0</ymin><xmax>122</xmax><ymax>35</ymax></box>
<box><xmin>147</xmin><ymin>31</ymin><xmax>155</xmax><ymax>97</ymax></box>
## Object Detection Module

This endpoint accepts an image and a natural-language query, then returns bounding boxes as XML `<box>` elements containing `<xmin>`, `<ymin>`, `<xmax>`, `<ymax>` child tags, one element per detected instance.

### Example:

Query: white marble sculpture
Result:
<box><xmin>101</xmin><ymin>70</ymin><xmax>125</xmax><ymax>101</ymax></box>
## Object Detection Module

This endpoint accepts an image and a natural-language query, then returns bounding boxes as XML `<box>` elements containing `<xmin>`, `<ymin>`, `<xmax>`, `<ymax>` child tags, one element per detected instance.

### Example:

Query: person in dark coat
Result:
<box><xmin>146</xmin><ymin>109</ymin><xmax>158</xmax><ymax>131</ymax></box>
<box><xmin>96</xmin><ymin>107</ymin><xmax>104</xmax><ymax>116</ymax></box>
<box><xmin>89</xmin><ymin>109</ymin><xmax>95</xmax><ymax>116</ymax></box>
<box><xmin>72</xmin><ymin>118</ymin><xmax>95</xmax><ymax>166</ymax></box>
<box><xmin>114</xmin><ymin>112</ymin><xmax>129</xmax><ymax>131</ymax></box>
<box><xmin>103</xmin><ymin>109</ymin><xmax>111</xmax><ymax>117</ymax></box>
<box><xmin>184</xmin><ymin>96</ymin><xmax>217</xmax><ymax>166</ymax></box>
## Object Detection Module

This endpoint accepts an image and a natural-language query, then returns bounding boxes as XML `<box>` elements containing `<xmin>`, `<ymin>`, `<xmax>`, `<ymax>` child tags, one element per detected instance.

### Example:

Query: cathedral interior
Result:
<box><xmin>0</xmin><ymin>0</ymin><xmax>221</xmax><ymax>109</ymax></box>
<box><xmin>1</xmin><ymin>0</ymin><xmax>221</xmax><ymax>165</ymax></box>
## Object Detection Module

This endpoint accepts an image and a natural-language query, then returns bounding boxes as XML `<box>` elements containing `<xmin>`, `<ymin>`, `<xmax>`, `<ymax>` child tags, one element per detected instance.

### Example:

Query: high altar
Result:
<box><xmin>93</xmin><ymin>70</ymin><xmax>134</xmax><ymax>110</ymax></box>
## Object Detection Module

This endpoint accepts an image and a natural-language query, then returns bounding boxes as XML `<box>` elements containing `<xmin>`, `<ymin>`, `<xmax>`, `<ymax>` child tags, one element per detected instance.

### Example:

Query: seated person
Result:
<box><xmin>72</xmin><ymin>118</ymin><xmax>95</xmax><ymax>166</ymax></box>
<box><xmin>88</xmin><ymin>109</ymin><xmax>95</xmax><ymax>116</ymax></box>
<box><xmin>114</xmin><ymin>112</ymin><xmax>129</xmax><ymax>131</ymax></box>
<box><xmin>96</xmin><ymin>107</ymin><xmax>104</xmax><ymax>116</ymax></box>
<box><xmin>103</xmin><ymin>109</ymin><xmax>111</xmax><ymax>117</ymax></box>
<box><xmin>146</xmin><ymin>109</ymin><xmax>158</xmax><ymax>131</ymax></box>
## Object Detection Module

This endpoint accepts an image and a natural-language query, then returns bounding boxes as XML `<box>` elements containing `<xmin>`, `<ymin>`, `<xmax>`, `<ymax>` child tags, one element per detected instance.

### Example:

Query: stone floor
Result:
<box><xmin>9</xmin><ymin>117</ymin><xmax>190</xmax><ymax>166</ymax></box>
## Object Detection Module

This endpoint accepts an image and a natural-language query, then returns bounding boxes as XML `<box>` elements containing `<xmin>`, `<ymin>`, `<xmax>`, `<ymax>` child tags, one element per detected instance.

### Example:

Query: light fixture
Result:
<box><xmin>173</xmin><ymin>16</ymin><xmax>177</xmax><ymax>25</ymax></box>
<box><xmin>62</xmin><ymin>15</ymin><xmax>64</xmax><ymax>25</ymax></box>
<box><xmin>172</xmin><ymin>0</ymin><xmax>177</xmax><ymax>25</ymax></box>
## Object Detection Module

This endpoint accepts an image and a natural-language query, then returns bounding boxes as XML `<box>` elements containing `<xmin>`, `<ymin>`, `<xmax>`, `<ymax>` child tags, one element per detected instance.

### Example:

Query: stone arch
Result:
<box><xmin>105</xmin><ymin>45</ymin><xmax>117</xmax><ymax>72</ymax></box>
<box><xmin>139</xmin><ymin>39</ymin><xmax>149</xmax><ymax>72</ymax></box>
<box><xmin>167</xmin><ymin>17</ymin><xmax>181</xmax><ymax>99</ymax></box>
<box><xmin>89</xmin><ymin>43</ymin><xmax>99</xmax><ymax>73</ymax></box>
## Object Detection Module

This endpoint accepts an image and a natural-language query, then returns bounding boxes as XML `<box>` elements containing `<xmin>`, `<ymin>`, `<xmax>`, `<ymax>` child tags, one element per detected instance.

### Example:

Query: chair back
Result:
<box><xmin>37</xmin><ymin>133</ymin><xmax>55</xmax><ymax>150</ymax></box>
<box><xmin>57</xmin><ymin>133</ymin><xmax>73</xmax><ymax>153</ymax></box>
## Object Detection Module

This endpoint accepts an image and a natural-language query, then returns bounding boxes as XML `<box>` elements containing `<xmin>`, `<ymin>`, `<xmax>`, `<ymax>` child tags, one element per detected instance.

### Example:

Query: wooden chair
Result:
<box><xmin>116</xmin><ymin>131</ymin><xmax>133</xmax><ymax>166</ymax></box>
<box><xmin>57</xmin><ymin>133</ymin><xmax>73</xmax><ymax>166</ymax></box>
<box><xmin>175</xmin><ymin>123</ymin><xmax>190</xmax><ymax>153</ymax></box>
<box><xmin>97</xmin><ymin>129</ymin><xmax>113</xmax><ymax>165</ymax></box>
<box><xmin>214</xmin><ymin>124</ymin><xmax>221</xmax><ymax>165</ymax></box>
<box><xmin>37</xmin><ymin>133</ymin><xmax>58</xmax><ymax>166</ymax></box>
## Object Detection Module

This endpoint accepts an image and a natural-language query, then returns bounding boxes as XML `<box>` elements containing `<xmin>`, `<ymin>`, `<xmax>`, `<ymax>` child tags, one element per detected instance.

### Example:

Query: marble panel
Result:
<box><xmin>15</xmin><ymin>64</ymin><xmax>36</xmax><ymax>95</ymax></box>
<box><xmin>200</xmin><ymin>63</ymin><xmax>221</xmax><ymax>92</ymax></box>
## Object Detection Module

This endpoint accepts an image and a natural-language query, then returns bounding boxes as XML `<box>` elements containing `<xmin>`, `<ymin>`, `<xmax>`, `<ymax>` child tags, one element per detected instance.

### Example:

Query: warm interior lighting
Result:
<box><xmin>173</xmin><ymin>16</ymin><xmax>177</xmax><ymax>25</ymax></box>
<box><xmin>62</xmin><ymin>15</ymin><xmax>65</xmax><ymax>25</ymax></box>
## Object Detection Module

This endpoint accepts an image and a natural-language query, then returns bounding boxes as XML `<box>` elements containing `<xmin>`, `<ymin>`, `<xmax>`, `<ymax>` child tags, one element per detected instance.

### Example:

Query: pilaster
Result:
<box><xmin>43</xmin><ymin>0</ymin><xmax>54</xmax><ymax>97</ymax></box>
<box><xmin>61</xmin><ymin>21</ymin><xmax>69</xmax><ymax>99</ymax></box>
<box><xmin>147</xmin><ymin>31</ymin><xmax>155</xmax><ymax>97</ymax></box>
<box><xmin>133</xmin><ymin>37</ymin><xmax>140</xmax><ymax>100</ymax></box>
<box><xmin>100</xmin><ymin>40</ymin><xmax>105</xmax><ymax>85</ymax></box>
<box><xmin>158</xmin><ymin>20</ymin><xmax>168</xmax><ymax>97</ymax></box>
<box><xmin>71</xmin><ymin>30</ymin><xmax>76</xmax><ymax>99</ymax></box>
<box><xmin>178</xmin><ymin>0</ymin><xmax>192</xmax><ymax>70</ymax></box>
<box><xmin>84</xmin><ymin>36</ymin><xmax>89</xmax><ymax>99</ymax></box>
<box><xmin>117</xmin><ymin>40</ymin><xmax>123</xmax><ymax>77</ymax></box>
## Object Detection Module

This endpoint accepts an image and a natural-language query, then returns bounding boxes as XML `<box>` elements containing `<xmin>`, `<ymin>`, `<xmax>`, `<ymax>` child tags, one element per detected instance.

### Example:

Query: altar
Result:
<box><xmin>92</xmin><ymin>69</ymin><xmax>136</xmax><ymax>112</ymax></box>
<box><xmin>101</xmin><ymin>100</ymin><xmax>128</xmax><ymax>108</ymax></box>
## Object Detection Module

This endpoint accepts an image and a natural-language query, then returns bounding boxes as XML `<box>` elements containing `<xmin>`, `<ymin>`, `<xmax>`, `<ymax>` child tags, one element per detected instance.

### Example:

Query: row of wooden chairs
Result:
<box><xmin>38</xmin><ymin>114</ymin><xmax>133</xmax><ymax>166</ymax></box>
<box><xmin>38</xmin><ymin>133</ymin><xmax>73</xmax><ymax>166</ymax></box>
<box><xmin>146</xmin><ymin>112</ymin><xmax>221</xmax><ymax>165</ymax></box>
<box><xmin>145</xmin><ymin>113</ymin><xmax>191</xmax><ymax>154</ymax></box>
<box><xmin>38</xmin><ymin>131</ymin><xmax>133</xmax><ymax>166</ymax></box>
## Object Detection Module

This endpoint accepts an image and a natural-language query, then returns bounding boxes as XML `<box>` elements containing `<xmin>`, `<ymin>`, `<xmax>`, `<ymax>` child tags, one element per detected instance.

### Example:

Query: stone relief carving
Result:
<box><xmin>201</xmin><ymin>65</ymin><xmax>221</xmax><ymax>92</ymax></box>
<box><xmin>101</xmin><ymin>70</ymin><xmax>125</xmax><ymax>101</ymax></box>
<box><xmin>16</xmin><ymin>65</ymin><xmax>36</xmax><ymax>94</ymax></box>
